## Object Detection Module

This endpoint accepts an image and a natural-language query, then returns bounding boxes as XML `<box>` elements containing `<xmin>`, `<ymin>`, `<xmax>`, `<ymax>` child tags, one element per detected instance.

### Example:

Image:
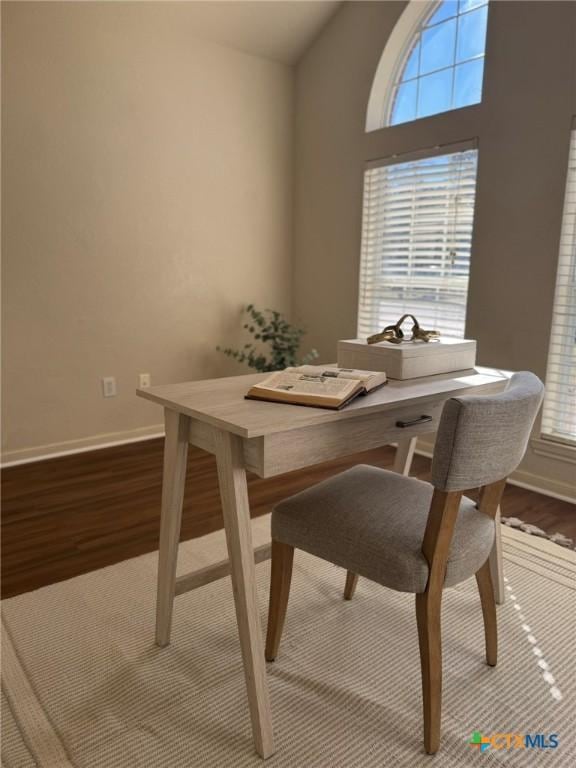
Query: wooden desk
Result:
<box><xmin>137</xmin><ymin>366</ymin><xmax>509</xmax><ymax>758</ymax></box>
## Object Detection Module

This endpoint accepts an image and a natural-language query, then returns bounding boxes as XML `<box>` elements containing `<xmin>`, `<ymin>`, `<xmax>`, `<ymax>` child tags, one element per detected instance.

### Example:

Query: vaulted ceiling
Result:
<box><xmin>171</xmin><ymin>0</ymin><xmax>342</xmax><ymax>64</ymax></box>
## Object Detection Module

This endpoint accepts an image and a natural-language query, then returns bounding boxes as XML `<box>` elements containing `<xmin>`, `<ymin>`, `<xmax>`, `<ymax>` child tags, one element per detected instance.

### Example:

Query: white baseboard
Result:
<box><xmin>414</xmin><ymin>444</ymin><xmax>576</xmax><ymax>504</ymax></box>
<box><xmin>2</xmin><ymin>425</ymin><xmax>165</xmax><ymax>468</ymax></box>
<box><xmin>505</xmin><ymin>470</ymin><xmax>576</xmax><ymax>505</ymax></box>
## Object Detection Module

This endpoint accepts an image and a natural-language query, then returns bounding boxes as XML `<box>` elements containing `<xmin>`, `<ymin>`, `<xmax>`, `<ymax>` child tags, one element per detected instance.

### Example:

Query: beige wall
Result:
<box><xmin>293</xmin><ymin>0</ymin><xmax>576</xmax><ymax>498</ymax></box>
<box><xmin>3</xmin><ymin>0</ymin><xmax>576</xmax><ymax>496</ymax></box>
<box><xmin>2</xmin><ymin>1</ymin><xmax>293</xmax><ymax>459</ymax></box>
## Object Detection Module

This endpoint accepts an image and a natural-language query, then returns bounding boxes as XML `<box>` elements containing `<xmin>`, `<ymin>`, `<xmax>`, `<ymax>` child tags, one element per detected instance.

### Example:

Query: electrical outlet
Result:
<box><xmin>139</xmin><ymin>373</ymin><xmax>151</xmax><ymax>389</ymax></box>
<box><xmin>101</xmin><ymin>377</ymin><xmax>117</xmax><ymax>398</ymax></box>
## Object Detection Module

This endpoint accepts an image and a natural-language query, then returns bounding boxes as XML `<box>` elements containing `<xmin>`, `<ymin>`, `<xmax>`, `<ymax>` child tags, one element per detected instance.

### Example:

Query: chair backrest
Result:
<box><xmin>431</xmin><ymin>372</ymin><xmax>544</xmax><ymax>492</ymax></box>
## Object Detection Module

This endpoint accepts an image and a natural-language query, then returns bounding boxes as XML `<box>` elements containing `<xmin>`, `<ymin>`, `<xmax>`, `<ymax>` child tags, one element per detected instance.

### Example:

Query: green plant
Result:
<box><xmin>217</xmin><ymin>304</ymin><xmax>318</xmax><ymax>373</ymax></box>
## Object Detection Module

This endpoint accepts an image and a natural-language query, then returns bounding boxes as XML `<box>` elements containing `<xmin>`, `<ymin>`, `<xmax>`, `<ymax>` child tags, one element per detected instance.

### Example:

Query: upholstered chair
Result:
<box><xmin>265</xmin><ymin>372</ymin><xmax>544</xmax><ymax>754</ymax></box>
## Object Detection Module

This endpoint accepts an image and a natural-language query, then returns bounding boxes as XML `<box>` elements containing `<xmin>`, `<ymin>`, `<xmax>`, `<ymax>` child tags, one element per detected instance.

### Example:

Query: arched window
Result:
<box><xmin>366</xmin><ymin>0</ymin><xmax>489</xmax><ymax>131</ymax></box>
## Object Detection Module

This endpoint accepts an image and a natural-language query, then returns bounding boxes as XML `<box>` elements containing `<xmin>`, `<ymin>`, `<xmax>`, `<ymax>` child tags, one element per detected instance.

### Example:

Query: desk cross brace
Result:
<box><xmin>174</xmin><ymin>543</ymin><xmax>272</xmax><ymax>596</ymax></box>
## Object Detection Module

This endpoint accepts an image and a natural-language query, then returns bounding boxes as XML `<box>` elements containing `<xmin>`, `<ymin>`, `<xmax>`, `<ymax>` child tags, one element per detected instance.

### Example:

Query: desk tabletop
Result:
<box><xmin>137</xmin><ymin>367</ymin><xmax>510</xmax><ymax>439</ymax></box>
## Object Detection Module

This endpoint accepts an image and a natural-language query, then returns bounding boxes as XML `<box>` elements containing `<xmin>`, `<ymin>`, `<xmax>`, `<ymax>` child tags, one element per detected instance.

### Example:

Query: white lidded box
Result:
<box><xmin>337</xmin><ymin>337</ymin><xmax>477</xmax><ymax>380</ymax></box>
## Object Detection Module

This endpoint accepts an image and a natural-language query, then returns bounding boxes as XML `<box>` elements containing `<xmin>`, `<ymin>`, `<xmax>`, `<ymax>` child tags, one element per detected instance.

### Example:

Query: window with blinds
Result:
<box><xmin>358</xmin><ymin>145</ymin><xmax>479</xmax><ymax>340</ymax></box>
<box><xmin>541</xmin><ymin>129</ymin><xmax>576</xmax><ymax>445</ymax></box>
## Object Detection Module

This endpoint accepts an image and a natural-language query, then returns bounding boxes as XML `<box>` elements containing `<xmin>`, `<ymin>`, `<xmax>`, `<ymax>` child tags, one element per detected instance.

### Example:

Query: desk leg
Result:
<box><xmin>156</xmin><ymin>409</ymin><xmax>190</xmax><ymax>647</ymax></box>
<box><xmin>489</xmin><ymin>506</ymin><xmax>505</xmax><ymax>605</ymax></box>
<box><xmin>393</xmin><ymin>436</ymin><xmax>418</xmax><ymax>476</ymax></box>
<box><xmin>215</xmin><ymin>430</ymin><xmax>275</xmax><ymax>759</ymax></box>
<box><xmin>344</xmin><ymin>437</ymin><xmax>418</xmax><ymax>599</ymax></box>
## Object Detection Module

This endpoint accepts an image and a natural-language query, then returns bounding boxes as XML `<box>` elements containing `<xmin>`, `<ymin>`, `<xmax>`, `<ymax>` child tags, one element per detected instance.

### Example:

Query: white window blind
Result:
<box><xmin>541</xmin><ymin>129</ymin><xmax>576</xmax><ymax>445</ymax></box>
<box><xmin>358</xmin><ymin>145</ymin><xmax>479</xmax><ymax>340</ymax></box>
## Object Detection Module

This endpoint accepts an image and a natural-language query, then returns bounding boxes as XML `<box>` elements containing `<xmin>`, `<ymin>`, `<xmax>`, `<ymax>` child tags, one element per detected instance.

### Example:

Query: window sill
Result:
<box><xmin>532</xmin><ymin>437</ymin><xmax>576</xmax><ymax>465</ymax></box>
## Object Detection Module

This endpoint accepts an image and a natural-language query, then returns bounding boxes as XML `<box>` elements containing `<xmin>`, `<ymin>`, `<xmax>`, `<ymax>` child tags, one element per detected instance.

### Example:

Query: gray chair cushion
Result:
<box><xmin>272</xmin><ymin>465</ymin><xmax>495</xmax><ymax>594</ymax></box>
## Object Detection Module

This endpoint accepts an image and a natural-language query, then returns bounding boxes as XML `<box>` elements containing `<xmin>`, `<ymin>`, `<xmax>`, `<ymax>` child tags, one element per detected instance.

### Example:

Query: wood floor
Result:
<box><xmin>2</xmin><ymin>438</ymin><xmax>575</xmax><ymax>599</ymax></box>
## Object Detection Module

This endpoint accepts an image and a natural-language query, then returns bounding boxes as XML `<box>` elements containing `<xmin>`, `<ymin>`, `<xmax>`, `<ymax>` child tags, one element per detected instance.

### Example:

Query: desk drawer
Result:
<box><xmin>245</xmin><ymin>401</ymin><xmax>443</xmax><ymax>477</ymax></box>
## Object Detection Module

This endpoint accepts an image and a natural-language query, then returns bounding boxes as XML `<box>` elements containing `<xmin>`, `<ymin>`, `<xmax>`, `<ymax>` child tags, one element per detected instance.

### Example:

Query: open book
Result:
<box><xmin>245</xmin><ymin>365</ymin><xmax>387</xmax><ymax>410</ymax></box>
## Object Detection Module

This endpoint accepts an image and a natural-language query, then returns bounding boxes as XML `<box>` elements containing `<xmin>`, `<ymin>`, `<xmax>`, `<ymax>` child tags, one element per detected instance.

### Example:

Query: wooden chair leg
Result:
<box><xmin>265</xmin><ymin>540</ymin><xmax>294</xmax><ymax>662</ymax></box>
<box><xmin>344</xmin><ymin>571</ymin><xmax>358</xmax><ymax>600</ymax></box>
<box><xmin>476</xmin><ymin>559</ymin><xmax>497</xmax><ymax>666</ymax></box>
<box><xmin>415</xmin><ymin>589</ymin><xmax>443</xmax><ymax>755</ymax></box>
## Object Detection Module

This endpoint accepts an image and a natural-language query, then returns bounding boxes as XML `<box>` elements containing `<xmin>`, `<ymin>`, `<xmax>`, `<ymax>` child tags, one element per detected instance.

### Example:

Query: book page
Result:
<box><xmin>288</xmin><ymin>366</ymin><xmax>386</xmax><ymax>390</ymax></box>
<box><xmin>252</xmin><ymin>370</ymin><xmax>359</xmax><ymax>401</ymax></box>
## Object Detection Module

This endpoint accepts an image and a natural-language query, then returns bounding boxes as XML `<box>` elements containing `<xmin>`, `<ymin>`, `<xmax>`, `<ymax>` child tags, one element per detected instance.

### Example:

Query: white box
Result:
<box><xmin>337</xmin><ymin>337</ymin><xmax>477</xmax><ymax>380</ymax></box>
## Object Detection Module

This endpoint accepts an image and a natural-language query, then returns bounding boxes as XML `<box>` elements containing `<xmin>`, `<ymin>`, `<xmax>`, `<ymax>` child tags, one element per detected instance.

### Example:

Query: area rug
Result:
<box><xmin>2</xmin><ymin>517</ymin><xmax>574</xmax><ymax>767</ymax></box>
